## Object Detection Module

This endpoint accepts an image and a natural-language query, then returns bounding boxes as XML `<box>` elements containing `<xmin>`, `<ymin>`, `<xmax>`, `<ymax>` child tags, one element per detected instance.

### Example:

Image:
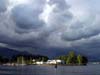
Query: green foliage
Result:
<box><xmin>12</xmin><ymin>54</ymin><xmax>49</xmax><ymax>64</ymax></box>
<box><xmin>17</xmin><ymin>56</ymin><xmax>25</xmax><ymax>64</ymax></box>
<box><xmin>66</xmin><ymin>51</ymin><xmax>77</xmax><ymax>64</ymax></box>
<box><xmin>57</xmin><ymin>51</ymin><xmax>88</xmax><ymax>65</ymax></box>
<box><xmin>81</xmin><ymin>56</ymin><xmax>88</xmax><ymax>65</ymax></box>
<box><xmin>36</xmin><ymin>56</ymin><xmax>48</xmax><ymax>62</ymax></box>
<box><xmin>57</xmin><ymin>55</ymin><xmax>67</xmax><ymax>62</ymax></box>
<box><xmin>77</xmin><ymin>55</ymin><xmax>83</xmax><ymax>65</ymax></box>
<box><xmin>0</xmin><ymin>55</ymin><xmax>9</xmax><ymax>64</ymax></box>
<box><xmin>0</xmin><ymin>56</ymin><xmax>3</xmax><ymax>63</ymax></box>
<box><xmin>41</xmin><ymin>57</ymin><xmax>48</xmax><ymax>62</ymax></box>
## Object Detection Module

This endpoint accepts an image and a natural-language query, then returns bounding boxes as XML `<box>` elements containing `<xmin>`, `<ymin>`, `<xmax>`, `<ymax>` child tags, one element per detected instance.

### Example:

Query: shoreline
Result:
<box><xmin>0</xmin><ymin>63</ymin><xmax>87</xmax><ymax>67</ymax></box>
<box><xmin>35</xmin><ymin>64</ymin><xmax>87</xmax><ymax>66</ymax></box>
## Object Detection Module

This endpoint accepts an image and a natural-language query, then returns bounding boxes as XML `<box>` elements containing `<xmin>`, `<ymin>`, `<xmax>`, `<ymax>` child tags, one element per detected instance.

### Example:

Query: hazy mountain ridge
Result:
<box><xmin>0</xmin><ymin>47</ymin><xmax>30</xmax><ymax>58</ymax></box>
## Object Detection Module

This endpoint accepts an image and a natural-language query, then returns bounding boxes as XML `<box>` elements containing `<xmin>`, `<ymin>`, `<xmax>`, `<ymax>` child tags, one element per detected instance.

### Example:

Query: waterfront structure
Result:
<box><xmin>36</xmin><ymin>61</ymin><xmax>44</xmax><ymax>65</ymax></box>
<box><xmin>46</xmin><ymin>59</ymin><xmax>64</xmax><ymax>64</ymax></box>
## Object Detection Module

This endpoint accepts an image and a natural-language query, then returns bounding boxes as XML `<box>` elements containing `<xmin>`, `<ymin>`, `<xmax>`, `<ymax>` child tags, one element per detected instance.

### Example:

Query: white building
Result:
<box><xmin>32</xmin><ymin>59</ymin><xmax>64</xmax><ymax>65</ymax></box>
<box><xmin>36</xmin><ymin>61</ymin><xmax>44</xmax><ymax>65</ymax></box>
<box><xmin>32</xmin><ymin>59</ymin><xmax>36</xmax><ymax>62</ymax></box>
<box><xmin>46</xmin><ymin>59</ymin><xmax>64</xmax><ymax>64</ymax></box>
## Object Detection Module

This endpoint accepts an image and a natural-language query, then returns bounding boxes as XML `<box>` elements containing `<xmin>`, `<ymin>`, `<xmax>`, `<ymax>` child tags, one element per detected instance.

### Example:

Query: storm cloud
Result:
<box><xmin>0</xmin><ymin>0</ymin><xmax>100</xmax><ymax>58</ymax></box>
<box><xmin>0</xmin><ymin>0</ymin><xmax>8</xmax><ymax>13</ymax></box>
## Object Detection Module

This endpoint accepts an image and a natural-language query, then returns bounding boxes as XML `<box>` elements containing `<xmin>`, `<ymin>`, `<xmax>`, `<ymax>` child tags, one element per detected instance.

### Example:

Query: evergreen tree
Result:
<box><xmin>82</xmin><ymin>56</ymin><xmax>88</xmax><ymax>65</ymax></box>
<box><xmin>17</xmin><ymin>56</ymin><xmax>25</xmax><ymax>64</ymax></box>
<box><xmin>66</xmin><ymin>51</ymin><xmax>77</xmax><ymax>64</ymax></box>
<box><xmin>57</xmin><ymin>55</ymin><xmax>67</xmax><ymax>62</ymax></box>
<box><xmin>77</xmin><ymin>55</ymin><xmax>83</xmax><ymax>65</ymax></box>
<box><xmin>0</xmin><ymin>56</ymin><xmax>3</xmax><ymax>64</ymax></box>
<box><xmin>56</xmin><ymin>51</ymin><xmax>88</xmax><ymax>65</ymax></box>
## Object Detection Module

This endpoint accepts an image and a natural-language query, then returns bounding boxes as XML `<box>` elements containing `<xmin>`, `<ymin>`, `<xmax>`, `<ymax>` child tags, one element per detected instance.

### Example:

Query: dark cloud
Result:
<box><xmin>11</xmin><ymin>4</ymin><xmax>45</xmax><ymax>30</ymax></box>
<box><xmin>61</xmin><ymin>15</ymin><xmax>100</xmax><ymax>41</ymax></box>
<box><xmin>0</xmin><ymin>0</ymin><xmax>100</xmax><ymax>59</ymax></box>
<box><xmin>0</xmin><ymin>0</ymin><xmax>72</xmax><ymax>50</ymax></box>
<box><xmin>0</xmin><ymin>0</ymin><xmax>8</xmax><ymax>13</ymax></box>
<box><xmin>49</xmin><ymin>0</ymin><xmax>69</xmax><ymax>10</ymax></box>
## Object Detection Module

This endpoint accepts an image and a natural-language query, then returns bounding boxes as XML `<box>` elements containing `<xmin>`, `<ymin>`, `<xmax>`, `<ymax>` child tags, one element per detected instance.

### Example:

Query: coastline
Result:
<box><xmin>0</xmin><ymin>63</ymin><xmax>87</xmax><ymax>67</ymax></box>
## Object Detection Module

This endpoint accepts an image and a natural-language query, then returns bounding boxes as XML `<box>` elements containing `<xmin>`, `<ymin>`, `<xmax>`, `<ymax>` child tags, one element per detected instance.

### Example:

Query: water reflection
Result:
<box><xmin>0</xmin><ymin>65</ymin><xmax>100</xmax><ymax>75</ymax></box>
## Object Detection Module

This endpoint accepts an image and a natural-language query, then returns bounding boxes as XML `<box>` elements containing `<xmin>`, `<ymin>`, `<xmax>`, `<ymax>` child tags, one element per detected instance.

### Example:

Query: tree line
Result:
<box><xmin>0</xmin><ymin>51</ymin><xmax>88</xmax><ymax>65</ymax></box>
<box><xmin>0</xmin><ymin>54</ymin><xmax>48</xmax><ymax>64</ymax></box>
<box><xmin>56</xmin><ymin>51</ymin><xmax>88</xmax><ymax>65</ymax></box>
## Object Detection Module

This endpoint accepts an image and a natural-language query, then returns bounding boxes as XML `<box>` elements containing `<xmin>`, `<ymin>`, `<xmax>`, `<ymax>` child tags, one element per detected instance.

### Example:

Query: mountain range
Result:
<box><xmin>0</xmin><ymin>47</ymin><xmax>30</xmax><ymax>58</ymax></box>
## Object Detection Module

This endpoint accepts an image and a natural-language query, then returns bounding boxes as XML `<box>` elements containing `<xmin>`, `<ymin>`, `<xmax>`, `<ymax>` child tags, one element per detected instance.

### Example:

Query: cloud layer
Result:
<box><xmin>0</xmin><ymin>0</ymin><xmax>100</xmax><ymax>58</ymax></box>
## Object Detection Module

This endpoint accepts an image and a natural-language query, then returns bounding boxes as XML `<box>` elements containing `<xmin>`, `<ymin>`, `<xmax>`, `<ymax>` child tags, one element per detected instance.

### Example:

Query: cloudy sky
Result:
<box><xmin>0</xmin><ymin>0</ymin><xmax>100</xmax><ymax>58</ymax></box>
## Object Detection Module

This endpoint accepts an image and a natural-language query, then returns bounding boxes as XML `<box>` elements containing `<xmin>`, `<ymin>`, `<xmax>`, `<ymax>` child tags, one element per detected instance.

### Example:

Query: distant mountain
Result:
<box><xmin>0</xmin><ymin>47</ymin><xmax>30</xmax><ymax>58</ymax></box>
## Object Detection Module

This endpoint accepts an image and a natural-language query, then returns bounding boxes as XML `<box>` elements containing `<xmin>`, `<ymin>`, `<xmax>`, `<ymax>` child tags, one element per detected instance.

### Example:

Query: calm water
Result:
<box><xmin>0</xmin><ymin>64</ymin><xmax>100</xmax><ymax>75</ymax></box>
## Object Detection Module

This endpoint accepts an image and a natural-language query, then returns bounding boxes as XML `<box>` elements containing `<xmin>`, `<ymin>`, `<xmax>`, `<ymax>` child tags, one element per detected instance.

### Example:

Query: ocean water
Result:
<box><xmin>0</xmin><ymin>64</ymin><xmax>100</xmax><ymax>75</ymax></box>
